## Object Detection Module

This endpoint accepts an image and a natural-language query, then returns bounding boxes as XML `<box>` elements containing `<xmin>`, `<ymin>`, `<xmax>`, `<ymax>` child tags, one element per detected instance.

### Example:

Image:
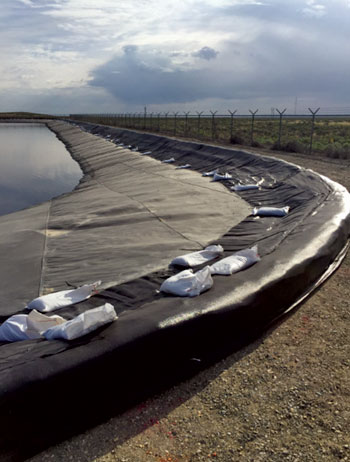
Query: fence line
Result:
<box><xmin>69</xmin><ymin>110</ymin><xmax>350</xmax><ymax>158</ymax></box>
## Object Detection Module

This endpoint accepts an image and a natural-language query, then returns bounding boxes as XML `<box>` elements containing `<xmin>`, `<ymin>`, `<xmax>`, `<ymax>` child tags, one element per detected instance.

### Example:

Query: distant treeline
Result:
<box><xmin>0</xmin><ymin>112</ymin><xmax>60</xmax><ymax>119</ymax></box>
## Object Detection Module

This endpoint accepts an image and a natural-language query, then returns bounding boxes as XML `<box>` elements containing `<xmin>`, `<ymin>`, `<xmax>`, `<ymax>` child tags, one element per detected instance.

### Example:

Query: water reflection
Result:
<box><xmin>0</xmin><ymin>123</ymin><xmax>82</xmax><ymax>216</ymax></box>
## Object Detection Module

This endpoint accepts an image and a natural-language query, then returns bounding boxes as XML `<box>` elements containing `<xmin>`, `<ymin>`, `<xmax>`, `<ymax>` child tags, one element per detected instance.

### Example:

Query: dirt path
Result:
<box><xmin>29</xmin><ymin>150</ymin><xmax>350</xmax><ymax>462</ymax></box>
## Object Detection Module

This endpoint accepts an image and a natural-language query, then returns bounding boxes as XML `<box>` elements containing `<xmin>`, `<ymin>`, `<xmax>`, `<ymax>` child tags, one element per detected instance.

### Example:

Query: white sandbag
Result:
<box><xmin>160</xmin><ymin>266</ymin><xmax>213</xmax><ymax>297</ymax></box>
<box><xmin>141</xmin><ymin>151</ymin><xmax>152</xmax><ymax>155</ymax></box>
<box><xmin>26</xmin><ymin>281</ymin><xmax>101</xmax><ymax>313</ymax></box>
<box><xmin>162</xmin><ymin>157</ymin><xmax>175</xmax><ymax>163</ymax></box>
<box><xmin>252</xmin><ymin>206</ymin><xmax>290</xmax><ymax>217</ymax></box>
<box><xmin>212</xmin><ymin>172</ymin><xmax>232</xmax><ymax>182</ymax></box>
<box><xmin>175</xmin><ymin>164</ymin><xmax>191</xmax><ymax>169</ymax></box>
<box><xmin>232</xmin><ymin>184</ymin><xmax>260</xmax><ymax>191</ymax></box>
<box><xmin>0</xmin><ymin>310</ymin><xmax>66</xmax><ymax>342</ymax></box>
<box><xmin>27</xmin><ymin>310</ymin><xmax>66</xmax><ymax>337</ymax></box>
<box><xmin>0</xmin><ymin>314</ymin><xmax>33</xmax><ymax>342</ymax></box>
<box><xmin>43</xmin><ymin>303</ymin><xmax>117</xmax><ymax>341</ymax></box>
<box><xmin>170</xmin><ymin>244</ymin><xmax>224</xmax><ymax>267</ymax></box>
<box><xmin>202</xmin><ymin>170</ymin><xmax>218</xmax><ymax>177</ymax></box>
<box><xmin>210</xmin><ymin>246</ymin><xmax>260</xmax><ymax>275</ymax></box>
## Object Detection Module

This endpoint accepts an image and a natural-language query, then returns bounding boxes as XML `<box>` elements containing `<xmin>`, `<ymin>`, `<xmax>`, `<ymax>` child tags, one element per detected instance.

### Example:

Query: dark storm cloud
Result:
<box><xmin>90</xmin><ymin>45</ymin><xmax>234</xmax><ymax>104</ymax></box>
<box><xmin>192</xmin><ymin>46</ymin><xmax>219</xmax><ymax>60</ymax></box>
<box><xmin>89</xmin><ymin>20</ymin><xmax>350</xmax><ymax>107</ymax></box>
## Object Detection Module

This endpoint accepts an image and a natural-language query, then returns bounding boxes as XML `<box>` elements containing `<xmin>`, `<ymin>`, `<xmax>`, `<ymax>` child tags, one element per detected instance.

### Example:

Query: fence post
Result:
<box><xmin>308</xmin><ymin>107</ymin><xmax>320</xmax><ymax>154</ymax></box>
<box><xmin>184</xmin><ymin>111</ymin><xmax>190</xmax><ymax>137</ymax></box>
<box><xmin>249</xmin><ymin>109</ymin><xmax>258</xmax><ymax>145</ymax></box>
<box><xmin>173</xmin><ymin>112</ymin><xmax>178</xmax><ymax>135</ymax></box>
<box><xmin>157</xmin><ymin>113</ymin><xmax>161</xmax><ymax>132</ymax></box>
<box><xmin>276</xmin><ymin>108</ymin><xmax>286</xmax><ymax>148</ymax></box>
<box><xmin>143</xmin><ymin>107</ymin><xmax>147</xmax><ymax>130</ymax></box>
<box><xmin>228</xmin><ymin>109</ymin><xmax>237</xmax><ymax>141</ymax></box>
<box><xmin>210</xmin><ymin>111</ymin><xmax>217</xmax><ymax>140</ymax></box>
<box><xmin>196</xmin><ymin>111</ymin><xmax>203</xmax><ymax>138</ymax></box>
<box><xmin>164</xmin><ymin>112</ymin><xmax>169</xmax><ymax>132</ymax></box>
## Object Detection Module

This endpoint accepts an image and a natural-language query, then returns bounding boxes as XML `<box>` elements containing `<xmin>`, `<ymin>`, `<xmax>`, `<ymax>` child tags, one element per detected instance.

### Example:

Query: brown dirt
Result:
<box><xmin>29</xmin><ymin>150</ymin><xmax>350</xmax><ymax>462</ymax></box>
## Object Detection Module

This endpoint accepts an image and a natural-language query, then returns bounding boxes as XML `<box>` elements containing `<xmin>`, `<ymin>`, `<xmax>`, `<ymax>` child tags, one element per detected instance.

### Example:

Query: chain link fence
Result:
<box><xmin>69</xmin><ymin>110</ymin><xmax>350</xmax><ymax>159</ymax></box>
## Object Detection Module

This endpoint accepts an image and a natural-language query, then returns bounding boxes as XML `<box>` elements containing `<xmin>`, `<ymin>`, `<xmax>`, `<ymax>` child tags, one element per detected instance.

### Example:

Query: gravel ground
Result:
<box><xmin>29</xmin><ymin>148</ymin><xmax>350</xmax><ymax>462</ymax></box>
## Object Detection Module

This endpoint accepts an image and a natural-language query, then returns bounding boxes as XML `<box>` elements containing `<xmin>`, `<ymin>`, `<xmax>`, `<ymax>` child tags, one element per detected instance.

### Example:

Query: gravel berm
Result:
<box><xmin>29</xmin><ymin>147</ymin><xmax>350</xmax><ymax>462</ymax></box>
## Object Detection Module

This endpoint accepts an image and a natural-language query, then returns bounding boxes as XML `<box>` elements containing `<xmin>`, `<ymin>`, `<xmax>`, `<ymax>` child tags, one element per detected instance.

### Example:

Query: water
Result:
<box><xmin>0</xmin><ymin>123</ymin><xmax>82</xmax><ymax>216</ymax></box>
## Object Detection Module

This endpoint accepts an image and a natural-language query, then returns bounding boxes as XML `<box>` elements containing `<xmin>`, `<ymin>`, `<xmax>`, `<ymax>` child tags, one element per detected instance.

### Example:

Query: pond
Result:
<box><xmin>0</xmin><ymin>123</ymin><xmax>82</xmax><ymax>216</ymax></box>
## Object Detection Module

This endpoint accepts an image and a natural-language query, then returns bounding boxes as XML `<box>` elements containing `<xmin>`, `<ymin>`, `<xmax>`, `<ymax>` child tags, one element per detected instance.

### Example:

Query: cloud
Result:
<box><xmin>302</xmin><ymin>0</ymin><xmax>326</xmax><ymax>17</ymax></box>
<box><xmin>0</xmin><ymin>85</ymin><xmax>119</xmax><ymax>114</ymax></box>
<box><xmin>89</xmin><ymin>14</ymin><xmax>350</xmax><ymax>111</ymax></box>
<box><xmin>90</xmin><ymin>46</ymin><xmax>227</xmax><ymax>104</ymax></box>
<box><xmin>1</xmin><ymin>0</ymin><xmax>350</xmax><ymax>113</ymax></box>
<box><xmin>192</xmin><ymin>46</ymin><xmax>219</xmax><ymax>60</ymax></box>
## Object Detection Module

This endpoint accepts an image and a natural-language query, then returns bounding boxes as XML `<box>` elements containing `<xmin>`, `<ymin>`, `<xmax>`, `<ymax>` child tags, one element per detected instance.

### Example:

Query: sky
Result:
<box><xmin>1</xmin><ymin>0</ymin><xmax>350</xmax><ymax>115</ymax></box>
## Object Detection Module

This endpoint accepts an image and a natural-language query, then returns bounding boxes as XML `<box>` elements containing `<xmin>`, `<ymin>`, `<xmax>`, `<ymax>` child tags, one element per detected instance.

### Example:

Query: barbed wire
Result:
<box><xmin>68</xmin><ymin>108</ymin><xmax>350</xmax><ymax>157</ymax></box>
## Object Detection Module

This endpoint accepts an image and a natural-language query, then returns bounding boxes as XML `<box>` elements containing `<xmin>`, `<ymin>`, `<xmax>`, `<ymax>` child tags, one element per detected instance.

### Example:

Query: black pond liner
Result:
<box><xmin>0</xmin><ymin>121</ymin><xmax>349</xmax><ymax>461</ymax></box>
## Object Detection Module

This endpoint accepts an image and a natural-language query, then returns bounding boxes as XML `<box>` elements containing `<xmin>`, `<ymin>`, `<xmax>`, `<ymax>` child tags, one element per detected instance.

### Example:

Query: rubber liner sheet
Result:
<box><xmin>0</xmin><ymin>120</ymin><xmax>349</xmax><ymax>460</ymax></box>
